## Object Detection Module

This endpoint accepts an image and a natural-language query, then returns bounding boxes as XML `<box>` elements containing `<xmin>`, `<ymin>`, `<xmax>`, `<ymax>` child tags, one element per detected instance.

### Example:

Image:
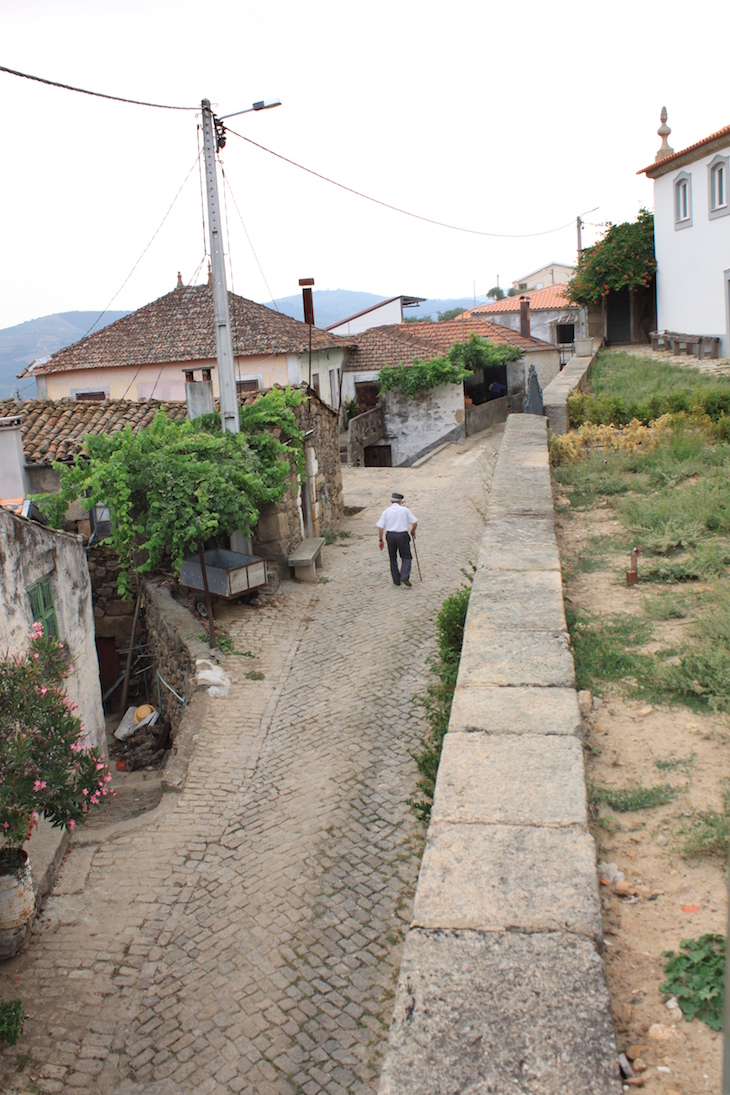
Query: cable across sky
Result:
<box><xmin>0</xmin><ymin>63</ymin><xmax>197</xmax><ymax>110</ymax></box>
<box><xmin>224</xmin><ymin>125</ymin><xmax>580</xmax><ymax>240</ymax></box>
<box><xmin>1</xmin><ymin>61</ymin><xmax>588</xmax><ymax>241</ymax></box>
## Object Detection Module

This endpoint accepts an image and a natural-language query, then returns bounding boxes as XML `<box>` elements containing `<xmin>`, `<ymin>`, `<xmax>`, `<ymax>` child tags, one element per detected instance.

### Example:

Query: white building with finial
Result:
<box><xmin>639</xmin><ymin>108</ymin><xmax>730</xmax><ymax>356</ymax></box>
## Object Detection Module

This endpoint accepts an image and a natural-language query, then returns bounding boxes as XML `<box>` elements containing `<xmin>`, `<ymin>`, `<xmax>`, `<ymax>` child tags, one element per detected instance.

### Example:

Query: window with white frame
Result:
<box><xmin>709</xmin><ymin>155</ymin><xmax>729</xmax><ymax>220</ymax></box>
<box><xmin>674</xmin><ymin>172</ymin><xmax>692</xmax><ymax>229</ymax></box>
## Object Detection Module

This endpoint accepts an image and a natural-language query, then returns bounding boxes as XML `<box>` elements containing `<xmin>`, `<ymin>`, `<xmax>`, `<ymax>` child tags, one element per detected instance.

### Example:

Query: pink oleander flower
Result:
<box><xmin>95</xmin><ymin>762</ymin><xmax>105</xmax><ymax>770</ymax></box>
<box><xmin>33</xmin><ymin>780</ymin><xmax>47</xmax><ymax>791</ymax></box>
<box><xmin>68</xmin><ymin>819</ymin><xmax>76</xmax><ymax>830</ymax></box>
<box><xmin>82</xmin><ymin>788</ymin><xmax>88</xmax><ymax>796</ymax></box>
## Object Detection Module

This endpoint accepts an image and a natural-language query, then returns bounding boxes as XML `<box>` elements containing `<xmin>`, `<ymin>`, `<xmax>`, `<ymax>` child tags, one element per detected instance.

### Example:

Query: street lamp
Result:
<box><xmin>199</xmin><ymin>96</ymin><xmax>281</xmax><ymax>434</ymax></box>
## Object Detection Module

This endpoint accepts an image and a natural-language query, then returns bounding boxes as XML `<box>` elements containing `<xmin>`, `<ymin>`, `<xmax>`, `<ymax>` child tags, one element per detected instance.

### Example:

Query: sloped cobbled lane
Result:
<box><xmin>1</xmin><ymin>431</ymin><xmax>498</xmax><ymax>1095</ymax></box>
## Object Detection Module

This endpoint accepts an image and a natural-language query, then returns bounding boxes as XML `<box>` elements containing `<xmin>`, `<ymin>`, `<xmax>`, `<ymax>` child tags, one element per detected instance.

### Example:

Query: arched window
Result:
<box><xmin>674</xmin><ymin>171</ymin><xmax>692</xmax><ymax>229</ymax></box>
<box><xmin>708</xmin><ymin>155</ymin><xmax>729</xmax><ymax>220</ymax></box>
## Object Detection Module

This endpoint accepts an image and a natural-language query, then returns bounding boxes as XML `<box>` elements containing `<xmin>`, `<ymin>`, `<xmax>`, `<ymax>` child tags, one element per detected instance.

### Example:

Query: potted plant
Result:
<box><xmin>0</xmin><ymin>623</ymin><xmax>110</xmax><ymax>959</ymax></box>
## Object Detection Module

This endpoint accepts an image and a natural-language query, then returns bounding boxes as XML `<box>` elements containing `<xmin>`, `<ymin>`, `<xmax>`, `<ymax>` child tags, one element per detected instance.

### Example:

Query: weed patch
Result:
<box><xmin>589</xmin><ymin>783</ymin><xmax>684</xmax><ymax>812</ymax></box>
<box><xmin>682</xmin><ymin>786</ymin><xmax>730</xmax><ymax>858</ymax></box>
<box><xmin>408</xmin><ymin>574</ymin><xmax>473</xmax><ymax>822</ymax></box>
<box><xmin>569</xmin><ymin>350</ymin><xmax>730</xmax><ymax>427</ymax></box>
<box><xmin>566</xmin><ymin>606</ymin><xmax>653</xmax><ymax>692</ymax></box>
<box><xmin>661</xmin><ymin>935</ymin><xmax>725</xmax><ymax>1029</ymax></box>
<box><xmin>0</xmin><ymin>999</ymin><xmax>24</xmax><ymax>1047</ymax></box>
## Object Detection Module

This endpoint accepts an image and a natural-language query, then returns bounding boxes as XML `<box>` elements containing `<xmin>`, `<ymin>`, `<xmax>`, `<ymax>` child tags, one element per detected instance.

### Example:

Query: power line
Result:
<box><xmin>0</xmin><ymin>63</ymin><xmax>197</xmax><ymax>110</ymax></box>
<box><xmin>220</xmin><ymin>164</ymin><xmax>281</xmax><ymax>311</ymax></box>
<box><xmin>78</xmin><ymin>153</ymin><xmax>201</xmax><ymax>342</ymax></box>
<box><xmin>225</xmin><ymin>125</ymin><xmax>580</xmax><ymax>240</ymax></box>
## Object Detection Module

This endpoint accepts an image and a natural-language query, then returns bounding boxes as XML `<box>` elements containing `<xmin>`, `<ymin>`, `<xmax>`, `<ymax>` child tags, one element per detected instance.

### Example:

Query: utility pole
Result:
<box><xmin>576</xmin><ymin>215</ymin><xmax>583</xmax><ymax>262</ymax></box>
<box><xmin>201</xmin><ymin>99</ymin><xmax>239</xmax><ymax>435</ymax></box>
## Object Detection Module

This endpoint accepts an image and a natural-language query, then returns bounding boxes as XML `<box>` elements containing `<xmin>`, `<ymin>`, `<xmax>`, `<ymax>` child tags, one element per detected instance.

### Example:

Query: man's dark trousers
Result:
<box><xmin>386</xmin><ymin>531</ymin><xmax>412</xmax><ymax>585</ymax></box>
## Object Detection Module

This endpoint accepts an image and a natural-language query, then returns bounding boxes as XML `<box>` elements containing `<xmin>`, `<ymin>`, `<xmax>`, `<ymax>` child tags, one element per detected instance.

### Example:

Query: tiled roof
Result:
<box><xmin>467</xmin><ymin>284</ymin><xmax>574</xmax><ymax>315</ymax></box>
<box><xmin>22</xmin><ymin>284</ymin><xmax>349</xmax><ymax>378</ymax></box>
<box><xmin>394</xmin><ymin>317</ymin><xmax>553</xmax><ymax>353</ymax></box>
<box><xmin>346</xmin><ymin>326</ymin><xmax>441</xmax><ymax>370</ymax></box>
<box><xmin>639</xmin><ymin>123</ymin><xmax>730</xmax><ymax>177</ymax></box>
<box><xmin>344</xmin><ymin>317</ymin><xmax>553</xmax><ymax>371</ymax></box>
<box><xmin>0</xmin><ymin>398</ymin><xmax>188</xmax><ymax>464</ymax></box>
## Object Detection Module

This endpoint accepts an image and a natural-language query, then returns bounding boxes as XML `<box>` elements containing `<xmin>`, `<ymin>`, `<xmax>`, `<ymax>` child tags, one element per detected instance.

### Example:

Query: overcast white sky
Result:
<box><xmin>1</xmin><ymin>0</ymin><xmax>728</xmax><ymax>331</ymax></box>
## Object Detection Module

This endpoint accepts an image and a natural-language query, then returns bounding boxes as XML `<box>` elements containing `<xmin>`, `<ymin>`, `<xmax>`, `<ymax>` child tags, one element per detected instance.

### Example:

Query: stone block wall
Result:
<box><xmin>543</xmin><ymin>347</ymin><xmax>597</xmax><ymax>435</ymax></box>
<box><xmin>87</xmin><ymin>545</ymin><xmax>138</xmax><ymax>644</ymax></box>
<box><xmin>142</xmin><ymin>578</ymin><xmax>207</xmax><ymax>738</ymax></box>
<box><xmin>379</xmin><ymin>415</ymin><xmax>621</xmax><ymax>1095</ymax></box>
<box><xmin>254</xmin><ymin>394</ymin><xmax>344</xmax><ymax>567</ymax></box>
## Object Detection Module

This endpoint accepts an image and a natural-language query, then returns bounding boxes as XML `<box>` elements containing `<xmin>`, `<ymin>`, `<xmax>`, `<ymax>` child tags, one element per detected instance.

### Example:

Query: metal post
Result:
<box><xmin>201</xmin><ymin>99</ymin><xmax>240</xmax><ymax>435</ymax></box>
<box><xmin>576</xmin><ymin>215</ymin><xmax>583</xmax><ymax>261</ymax></box>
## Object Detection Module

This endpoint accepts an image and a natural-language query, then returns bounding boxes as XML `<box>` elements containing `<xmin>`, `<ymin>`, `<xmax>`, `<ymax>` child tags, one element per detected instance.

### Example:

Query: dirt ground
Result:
<box><xmin>555</xmin><ymin>500</ymin><xmax>726</xmax><ymax>1095</ymax></box>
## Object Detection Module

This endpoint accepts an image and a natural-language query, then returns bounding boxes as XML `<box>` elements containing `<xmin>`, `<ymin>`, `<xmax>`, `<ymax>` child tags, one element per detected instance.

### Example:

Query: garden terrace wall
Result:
<box><xmin>543</xmin><ymin>346</ymin><xmax>597</xmax><ymax>435</ymax></box>
<box><xmin>379</xmin><ymin>414</ymin><xmax>621</xmax><ymax>1095</ymax></box>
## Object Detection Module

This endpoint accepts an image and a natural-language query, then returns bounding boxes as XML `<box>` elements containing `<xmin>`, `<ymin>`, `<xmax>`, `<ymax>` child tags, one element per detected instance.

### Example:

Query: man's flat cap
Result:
<box><xmin>391</xmin><ymin>492</ymin><xmax>404</xmax><ymax>501</ymax></box>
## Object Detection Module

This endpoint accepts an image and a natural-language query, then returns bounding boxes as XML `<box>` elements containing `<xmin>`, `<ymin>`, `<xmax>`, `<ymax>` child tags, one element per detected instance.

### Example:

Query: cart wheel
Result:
<box><xmin>194</xmin><ymin>597</ymin><xmax>210</xmax><ymax>618</ymax></box>
<box><xmin>261</xmin><ymin>563</ymin><xmax>280</xmax><ymax>595</ymax></box>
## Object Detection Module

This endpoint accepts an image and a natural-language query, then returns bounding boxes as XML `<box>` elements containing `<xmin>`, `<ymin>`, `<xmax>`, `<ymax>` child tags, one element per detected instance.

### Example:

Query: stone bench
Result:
<box><xmin>288</xmin><ymin>537</ymin><xmax>325</xmax><ymax>582</ymax></box>
<box><xmin>650</xmin><ymin>330</ymin><xmax>720</xmax><ymax>360</ymax></box>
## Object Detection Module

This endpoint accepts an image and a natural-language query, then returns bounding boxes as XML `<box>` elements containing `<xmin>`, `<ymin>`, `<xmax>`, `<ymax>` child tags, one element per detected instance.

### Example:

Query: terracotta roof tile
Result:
<box><xmin>345</xmin><ymin>326</ymin><xmax>440</xmax><ymax>370</ymax></box>
<box><xmin>394</xmin><ymin>317</ymin><xmax>552</xmax><ymax>353</ymax></box>
<box><xmin>23</xmin><ymin>284</ymin><xmax>350</xmax><ymax>378</ymax></box>
<box><xmin>0</xmin><ymin>398</ymin><xmax>188</xmax><ymax>465</ymax></box>
<box><xmin>344</xmin><ymin>317</ymin><xmax>553</xmax><ymax>372</ymax></box>
<box><xmin>639</xmin><ymin>123</ymin><xmax>730</xmax><ymax>176</ymax></box>
<box><xmin>467</xmin><ymin>284</ymin><xmax>574</xmax><ymax>315</ymax></box>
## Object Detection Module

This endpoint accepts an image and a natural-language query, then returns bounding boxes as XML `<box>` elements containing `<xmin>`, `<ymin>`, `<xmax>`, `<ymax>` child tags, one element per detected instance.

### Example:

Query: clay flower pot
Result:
<box><xmin>0</xmin><ymin>849</ymin><xmax>36</xmax><ymax>960</ymax></box>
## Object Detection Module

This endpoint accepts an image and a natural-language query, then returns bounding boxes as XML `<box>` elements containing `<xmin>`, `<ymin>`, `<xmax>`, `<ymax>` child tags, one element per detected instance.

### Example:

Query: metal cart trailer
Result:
<box><xmin>180</xmin><ymin>549</ymin><xmax>277</xmax><ymax>617</ymax></box>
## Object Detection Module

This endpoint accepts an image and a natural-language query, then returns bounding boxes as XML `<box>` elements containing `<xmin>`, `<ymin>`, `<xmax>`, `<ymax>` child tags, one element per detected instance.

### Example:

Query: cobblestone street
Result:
<box><xmin>1</xmin><ymin>431</ymin><xmax>498</xmax><ymax>1095</ymax></box>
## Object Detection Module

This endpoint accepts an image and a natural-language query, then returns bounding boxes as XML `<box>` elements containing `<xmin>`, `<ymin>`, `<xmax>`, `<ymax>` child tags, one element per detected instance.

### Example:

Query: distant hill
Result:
<box><xmin>264</xmin><ymin>290</ymin><xmax>477</xmax><ymax>328</ymax></box>
<box><xmin>0</xmin><ymin>310</ymin><xmax>130</xmax><ymax>399</ymax></box>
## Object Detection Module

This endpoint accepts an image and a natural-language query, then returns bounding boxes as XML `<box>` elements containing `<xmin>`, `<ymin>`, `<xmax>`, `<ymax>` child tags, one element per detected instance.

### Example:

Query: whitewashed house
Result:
<box><xmin>325</xmin><ymin>295</ymin><xmax>425</xmax><ymax>335</ymax></box>
<box><xmin>640</xmin><ymin>109</ymin><xmax>730</xmax><ymax>356</ymax></box>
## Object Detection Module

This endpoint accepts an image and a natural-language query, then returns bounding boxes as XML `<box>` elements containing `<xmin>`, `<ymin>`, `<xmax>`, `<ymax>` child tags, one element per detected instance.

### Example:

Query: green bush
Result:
<box><xmin>568</xmin><ymin>351</ymin><xmax>730</xmax><ymax>428</ymax></box>
<box><xmin>378</xmin><ymin>333</ymin><xmax>521</xmax><ymax>399</ymax></box>
<box><xmin>408</xmin><ymin>573</ymin><xmax>473</xmax><ymax>822</ymax></box>
<box><xmin>0</xmin><ymin>999</ymin><xmax>24</xmax><ymax>1047</ymax></box>
<box><xmin>661</xmin><ymin>935</ymin><xmax>725</xmax><ymax>1029</ymax></box>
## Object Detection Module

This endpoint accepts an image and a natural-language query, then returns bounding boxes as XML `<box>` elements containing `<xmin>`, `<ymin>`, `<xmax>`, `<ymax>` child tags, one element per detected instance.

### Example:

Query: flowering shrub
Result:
<box><xmin>567</xmin><ymin>209</ymin><xmax>656</xmax><ymax>307</ymax></box>
<box><xmin>0</xmin><ymin>624</ymin><xmax>110</xmax><ymax>859</ymax></box>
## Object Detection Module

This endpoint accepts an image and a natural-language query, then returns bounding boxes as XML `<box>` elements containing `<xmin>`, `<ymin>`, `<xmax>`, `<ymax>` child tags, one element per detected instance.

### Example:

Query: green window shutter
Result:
<box><xmin>27</xmin><ymin>575</ymin><xmax>59</xmax><ymax>639</ymax></box>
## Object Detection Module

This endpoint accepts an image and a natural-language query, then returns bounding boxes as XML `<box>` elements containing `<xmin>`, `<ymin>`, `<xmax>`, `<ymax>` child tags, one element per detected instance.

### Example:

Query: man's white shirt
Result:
<box><xmin>376</xmin><ymin>503</ymin><xmax>418</xmax><ymax>533</ymax></box>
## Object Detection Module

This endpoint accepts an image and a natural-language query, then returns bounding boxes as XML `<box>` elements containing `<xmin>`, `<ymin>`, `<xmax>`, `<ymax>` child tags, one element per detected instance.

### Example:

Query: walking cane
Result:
<box><xmin>412</xmin><ymin>535</ymin><xmax>423</xmax><ymax>582</ymax></box>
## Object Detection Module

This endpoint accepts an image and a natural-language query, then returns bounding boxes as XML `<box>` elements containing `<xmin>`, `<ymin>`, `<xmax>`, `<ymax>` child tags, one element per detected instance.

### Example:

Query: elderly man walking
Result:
<box><xmin>376</xmin><ymin>492</ymin><xmax>418</xmax><ymax>587</ymax></box>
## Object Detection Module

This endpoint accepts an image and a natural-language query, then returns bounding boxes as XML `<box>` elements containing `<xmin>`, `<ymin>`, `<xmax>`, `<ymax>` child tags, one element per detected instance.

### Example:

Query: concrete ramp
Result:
<box><xmin>379</xmin><ymin>414</ymin><xmax>621</xmax><ymax>1095</ymax></box>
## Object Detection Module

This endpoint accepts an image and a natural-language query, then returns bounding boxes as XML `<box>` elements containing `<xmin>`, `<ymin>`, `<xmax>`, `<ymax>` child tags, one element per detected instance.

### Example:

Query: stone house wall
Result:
<box><xmin>382</xmin><ymin>382</ymin><xmax>465</xmax><ymax>467</ymax></box>
<box><xmin>254</xmin><ymin>394</ymin><xmax>344</xmax><ymax>567</ymax></box>
<box><xmin>0</xmin><ymin>507</ymin><xmax>105</xmax><ymax>753</ymax></box>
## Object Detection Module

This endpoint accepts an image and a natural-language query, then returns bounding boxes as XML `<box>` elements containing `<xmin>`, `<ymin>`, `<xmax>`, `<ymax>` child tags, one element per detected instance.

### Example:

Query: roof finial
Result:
<box><xmin>207</xmin><ymin>260</ymin><xmax>212</xmax><ymax>285</ymax></box>
<box><xmin>176</xmin><ymin>271</ymin><xmax>183</xmax><ymax>289</ymax></box>
<box><xmin>656</xmin><ymin>105</ymin><xmax>674</xmax><ymax>162</ymax></box>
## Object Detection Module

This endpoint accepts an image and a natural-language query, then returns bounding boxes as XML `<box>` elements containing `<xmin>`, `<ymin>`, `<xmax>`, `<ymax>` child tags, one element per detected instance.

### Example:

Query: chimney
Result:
<box><xmin>655</xmin><ymin>106</ymin><xmax>674</xmax><ymax>163</ymax></box>
<box><xmin>183</xmin><ymin>367</ymin><xmax>215</xmax><ymax>420</ymax></box>
<box><xmin>520</xmin><ymin>296</ymin><xmax>531</xmax><ymax>339</ymax></box>
<box><xmin>176</xmin><ymin>271</ymin><xmax>183</xmax><ymax>289</ymax></box>
<box><xmin>0</xmin><ymin>416</ymin><xmax>31</xmax><ymax>502</ymax></box>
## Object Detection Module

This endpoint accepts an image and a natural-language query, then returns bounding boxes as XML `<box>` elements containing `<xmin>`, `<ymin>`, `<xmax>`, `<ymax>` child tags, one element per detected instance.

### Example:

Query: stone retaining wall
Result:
<box><xmin>142</xmin><ymin>579</ymin><xmax>223</xmax><ymax>790</ymax></box>
<box><xmin>543</xmin><ymin>349</ymin><xmax>596</xmax><ymax>434</ymax></box>
<box><xmin>379</xmin><ymin>415</ymin><xmax>621</xmax><ymax>1095</ymax></box>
